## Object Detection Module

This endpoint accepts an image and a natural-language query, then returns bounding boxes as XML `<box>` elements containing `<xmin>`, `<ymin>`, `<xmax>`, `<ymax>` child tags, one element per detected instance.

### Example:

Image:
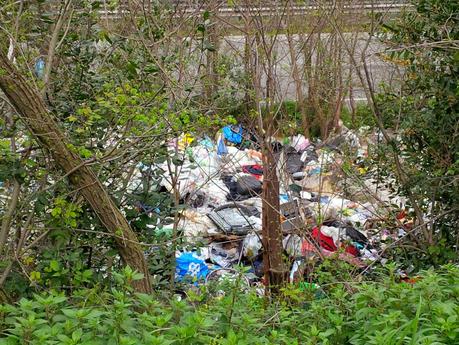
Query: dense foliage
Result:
<box><xmin>0</xmin><ymin>264</ymin><xmax>458</xmax><ymax>344</ymax></box>
<box><xmin>0</xmin><ymin>1</ymin><xmax>233</xmax><ymax>297</ymax></box>
<box><xmin>374</xmin><ymin>0</ymin><xmax>459</xmax><ymax>266</ymax></box>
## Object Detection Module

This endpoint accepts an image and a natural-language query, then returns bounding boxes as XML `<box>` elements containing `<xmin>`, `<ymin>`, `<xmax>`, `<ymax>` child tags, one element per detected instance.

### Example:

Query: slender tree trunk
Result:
<box><xmin>286</xmin><ymin>4</ymin><xmax>309</xmax><ymax>137</ymax></box>
<box><xmin>243</xmin><ymin>33</ymin><xmax>254</xmax><ymax>114</ymax></box>
<box><xmin>330</xmin><ymin>33</ymin><xmax>344</xmax><ymax>134</ymax></box>
<box><xmin>0</xmin><ymin>51</ymin><xmax>152</xmax><ymax>293</ymax></box>
<box><xmin>207</xmin><ymin>20</ymin><xmax>219</xmax><ymax>102</ymax></box>
<box><xmin>262</xmin><ymin>137</ymin><xmax>286</xmax><ymax>293</ymax></box>
<box><xmin>261</xmin><ymin>42</ymin><xmax>286</xmax><ymax>293</ymax></box>
<box><xmin>42</xmin><ymin>0</ymin><xmax>72</xmax><ymax>97</ymax></box>
<box><xmin>0</xmin><ymin>179</ymin><xmax>20</xmax><ymax>255</ymax></box>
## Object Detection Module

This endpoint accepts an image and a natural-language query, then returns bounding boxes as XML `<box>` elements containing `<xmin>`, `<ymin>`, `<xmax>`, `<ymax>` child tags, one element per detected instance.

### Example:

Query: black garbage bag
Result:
<box><xmin>282</xmin><ymin>146</ymin><xmax>304</xmax><ymax>174</ymax></box>
<box><xmin>323</xmin><ymin>220</ymin><xmax>370</xmax><ymax>247</ymax></box>
<box><xmin>235</xmin><ymin>175</ymin><xmax>262</xmax><ymax>195</ymax></box>
<box><xmin>222</xmin><ymin>175</ymin><xmax>262</xmax><ymax>201</ymax></box>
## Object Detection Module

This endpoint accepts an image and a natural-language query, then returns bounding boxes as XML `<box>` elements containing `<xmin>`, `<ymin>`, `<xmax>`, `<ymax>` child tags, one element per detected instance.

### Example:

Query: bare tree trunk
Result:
<box><xmin>243</xmin><ymin>33</ymin><xmax>254</xmax><ymax>114</ymax></box>
<box><xmin>0</xmin><ymin>179</ymin><xmax>20</xmax><ymax>255</ymax></box>
<box><xmin>0</xmin><ymin>52</ymin><xmax>152</xmax><ymax>293</ymax></box>
<box><xmin>286</xmin><ymin>3</ymin><xmax>309</xmax><ymax>137</ymax></box>
<box><xmin>206</xmin><ymin>20</ymin><xmax>220</xmax><ymax>104</ymax></box>
<box><xmin>244</xmin><ymin>5</ymin><xmax>287</xmax><ymax>292</ymax></box>
<box><xmin>262</xmin><ymin>139</ymin><xmax>286</xmax><ymax>293</ymax></box>
<box><xmin>330</xmin><ymin>33</ymin><xmax>344</xmax><ymax>133</ymax></box>
<box><xmin>41</xmin><ymin>0</ymin><xmax>73</xmax><ymax>97</ymax></box>
<box><xmin>261</xmin><ymin>37</ymin><xmax>286</xmax><ymax>292</ymax></box>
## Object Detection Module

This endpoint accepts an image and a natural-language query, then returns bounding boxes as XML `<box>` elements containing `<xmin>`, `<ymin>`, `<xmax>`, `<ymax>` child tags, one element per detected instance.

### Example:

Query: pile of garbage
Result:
<box><xmin>136</xmin><ymin>124</ymin><xmax>410</xmax><ymax>286</ymax></box>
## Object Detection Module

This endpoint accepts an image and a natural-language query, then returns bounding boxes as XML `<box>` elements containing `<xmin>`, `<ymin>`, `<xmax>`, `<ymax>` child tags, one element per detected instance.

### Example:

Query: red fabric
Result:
<box><xmin>301</xmin><ymin>241</ymin><xmax>317</xmax><ymax>254</ymax></box>
<box><xmin>242</xmin><ymin>164</ymin><xmax>263</xmax><ymax>180</ymax></box>
<box><xmin>312</xmin><ymin>227</ymin><xmax>337</xmax><ymax>251</ymax></box>
<box><xmin>301</xmin><ymin>239</ymin><xmax>364</xmax><ymax>267</ymax></box>
<box><xmin>396</xmin><ymin>210</ymin><xmax>407</xmax><ymax>220</ymax></box>
<box><xmin>345</xmin><ymin>244</ymin><xmax>359</xmax><ymax>257</ymax></box>
<box><xmin>311</xmin><ymin>227</ymin><xmax>359</xmax><ymax>257</ymax></box>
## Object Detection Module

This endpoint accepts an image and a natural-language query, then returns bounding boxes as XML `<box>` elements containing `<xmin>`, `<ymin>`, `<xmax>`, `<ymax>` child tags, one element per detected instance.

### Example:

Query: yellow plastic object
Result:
<box><xmin>177</xmin><ymin>133</ymin><xmax>194</xmax><ymax>151</ymax></box>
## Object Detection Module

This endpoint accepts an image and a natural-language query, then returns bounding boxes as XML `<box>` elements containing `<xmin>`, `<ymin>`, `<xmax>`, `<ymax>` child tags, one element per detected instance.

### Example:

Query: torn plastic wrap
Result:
<box><xmin>290</xmin><ymin>134</ymin><xmax>310</xmax><ymax>152</ymax></box>
<box><xmin>178</xmin><ymin>209</ymin><xmax>219</xmax><ymax>239</ymax></box>
<box><xmin>222</xmin><ymin>125</ymin><xmax>243</xmax><ymax>145</ymax></box>
<box><xmin>34</xmin><ymin>57</ymin><xmax>45</xmax><ymax>79</ymax></box>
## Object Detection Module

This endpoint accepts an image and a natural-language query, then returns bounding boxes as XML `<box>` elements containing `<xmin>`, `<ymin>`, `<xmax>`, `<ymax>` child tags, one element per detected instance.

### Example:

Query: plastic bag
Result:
<box><xmin>222</xmin><ymin>125</ymin><xmax>243</xmax><ymax>144</ymax></box>
<box><xmin>175</xmin><ymin>252</ymin><xmax>209</xmax><ymax>281</ymax></box>
<box><xmin>178</xmin><ymin>133</ymin><xmax>194</xmax><ymax>151</ymax></box>
<box><xmin>235</xmin><ymin>175</ymin><xmax>262</xmax><ymax>196</ymax></box>
<box><xmin>178</xmin><ymin>210</ymin><xmax>218</xmax><ymax>238</ymax></box>
<box><xmin>243</xmin><ymin>232</ymin><xmax>262</xmax><ymax>259</ymax></box>
<box><xmin>283</xmin><ymin>234</ymin><xmax>304</xmax><ymax>257</ymax></box>
<box><xmin>291</xmin><ymin>135</ymin><xmax>310</xmax><ymax>152</ymax></box>
<box><xmin>217</xmin><ymin>134</ymin><xmax>228</xmax><ymax>155</ymax></box>
<box><xmin>34</xmin><ymin>57</ymin><xmax>45</xmax><ymax>79</ymax></box>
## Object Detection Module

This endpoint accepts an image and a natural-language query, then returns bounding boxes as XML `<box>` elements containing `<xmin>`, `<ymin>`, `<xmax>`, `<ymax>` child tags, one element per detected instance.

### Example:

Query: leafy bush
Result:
<box><xmin>1</xmin><ymin>265</ymin><xmax>457</xmax><ymax>344</ymax></box>
<box><xmin>371</xmin><ymin>0</ymin><xmax>459</xmax><ymax>265</ymax></box>
<box><xmin>340</xmin><ymin>103</ymin><xmax>375</xmax><ymax>130</ymax></box>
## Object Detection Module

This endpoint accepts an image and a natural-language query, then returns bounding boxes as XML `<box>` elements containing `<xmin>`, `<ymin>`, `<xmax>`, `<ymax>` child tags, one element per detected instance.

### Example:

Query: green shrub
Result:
<box><xmin>373</xmin><ymin>0</ymin><xmax>459</xmax><ymax>263</ymax></box>
<box><xmin>340</xmin><ymin>103</ymin><xmax>376</xmax><ymax>130</ymax></box>
<box><xmin>0</xmin><ymin>265</ymin><xmax>457</xmax><ymax>344</ymax></box>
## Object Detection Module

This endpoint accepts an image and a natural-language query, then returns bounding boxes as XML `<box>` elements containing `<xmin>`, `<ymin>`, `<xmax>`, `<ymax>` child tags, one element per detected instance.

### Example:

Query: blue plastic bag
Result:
<box><xmin>279</xmin><ymin>194</ymin><xmax>290</xmax><ymax>203</ymax></box>
<box><xmin>175</xmin><ymin>252</ymin><xmax>209</xmax><ymax>282</ymax></box>
<box><xmin>217</xmin><ymin>137</ymin><xmax>228</xmax><ymax>155</ymax></box>
<box><xmin>308</xmin><ymin>167</ymin><xmax>322</xmax><ymax>176</ymax></box>
<box><xmin>34</xmin><ymin>57</ymin><xmax>45</xmax><ymax>79</ymax></box>
<box><xmin>199</xmin><ymin>137</ymin><xmax>214</xmax><ymax>150</ymax></box>
<box><xmin>222</xmin><ymin>125</ymin><xmax>243</xmax><ymax>144</ymax></box>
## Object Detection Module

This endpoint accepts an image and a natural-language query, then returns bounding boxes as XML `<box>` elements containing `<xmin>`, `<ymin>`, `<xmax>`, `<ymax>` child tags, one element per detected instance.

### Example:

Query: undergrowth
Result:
<box><xmin>0</xmin><ymin>264</ymin><xmax>457</xmax><ymax>344</ymax></box>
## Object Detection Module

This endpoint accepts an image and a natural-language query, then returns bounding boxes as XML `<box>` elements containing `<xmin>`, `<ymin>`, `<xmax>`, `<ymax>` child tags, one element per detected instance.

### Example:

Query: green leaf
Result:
<box><xmin>132</xmin><ymin>272</ymin><xmax>144</xmax><ymax>281</ymax></box>
<box><xmin>49</xmin><ymin>260</ymin><xmax>59</xmax><ymax>272</ymax></box>
<box><xmin>72</xmin><ymin>328</ymin><xmax>83</xmax><ymax>342</ymax></box>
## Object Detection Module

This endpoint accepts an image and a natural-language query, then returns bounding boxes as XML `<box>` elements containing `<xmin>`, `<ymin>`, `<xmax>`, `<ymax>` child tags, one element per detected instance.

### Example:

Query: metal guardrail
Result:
<box><xmin>114</xmin><ymin>1</ymin><xmax>411</xmax><ymax>14</ymax></box>
<box><xmin>115</xmin><ymin>0</ymin><xmax>410</xmax><ymax>7</ymax></box>
<box><xmin>29</xmin><ymin>1</ymin><xmax>411</xmax><ymax>19</ymax></box>
<box><xmin>97</xmin><ymin>1</ymin><xmax>412</xmax><ymax>20</ymax></box>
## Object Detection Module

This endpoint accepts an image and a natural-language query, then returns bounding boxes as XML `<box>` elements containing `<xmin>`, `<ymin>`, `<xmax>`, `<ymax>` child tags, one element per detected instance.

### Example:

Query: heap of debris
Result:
<box><xmin>132</xmin><ymin>124</ymin><xmax>410</xmax><ymax>287</ymax></box>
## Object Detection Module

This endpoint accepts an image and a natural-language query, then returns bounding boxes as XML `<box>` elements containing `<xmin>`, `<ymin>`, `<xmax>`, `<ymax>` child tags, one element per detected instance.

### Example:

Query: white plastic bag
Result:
<box><xmin>291</xmin><ymin>134</ymin><xmax>310</xmax><ymax>152</ymax></box>
<box><xmin>243</xmin><ymin>232</ymin><xmax>262</xmax><ymax>259</ymax></box>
